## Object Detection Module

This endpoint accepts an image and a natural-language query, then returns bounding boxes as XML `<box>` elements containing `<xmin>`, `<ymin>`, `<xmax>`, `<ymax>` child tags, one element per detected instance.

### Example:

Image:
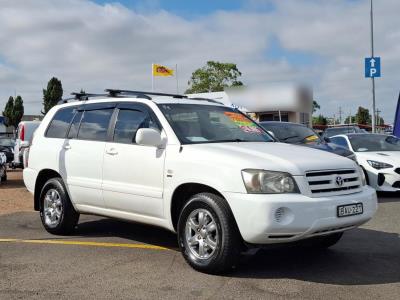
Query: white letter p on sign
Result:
<box><xmin>370</xmin><ymin>68</ymin><xmax>377</xmax><ymax>77</ymax></box>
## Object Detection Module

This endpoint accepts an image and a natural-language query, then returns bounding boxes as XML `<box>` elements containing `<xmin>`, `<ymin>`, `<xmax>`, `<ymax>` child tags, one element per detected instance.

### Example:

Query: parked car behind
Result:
<box><xmin>259</xmin><ymin>121</ymin><xmax>356</xmax><ymax>161</ymax></box>
<box><xmin>323</xmin><ymin>126</ymin><xmax>364</xmax><ymax>138</ymax></box>
<box><xmin>330</xmin><ymin>133</ymin><xmax>400</xmax><ymax>192</ymax></box>
<box><xmin>0</xmin><ymin>151</ymin><xmax>7</xmax><ymax>182</ymax></box>
<box><xmin>0</xmin><ymin>137</ymin><xmax>15</xmax><ymax>164</ymax></box>
<box><xmin>13</xmin><ymin>121</ymin><xmax>41</xmax><ymax>168</ymax></box>
<box><xmin>24</xmin><ymin>90</ymin><xmax>377</xmax><ymax>273</ymax></box>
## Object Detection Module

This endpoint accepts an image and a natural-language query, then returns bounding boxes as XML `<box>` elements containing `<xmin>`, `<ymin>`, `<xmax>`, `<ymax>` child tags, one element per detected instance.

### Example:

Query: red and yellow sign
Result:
<box><xmin>224</xmin><ymin>112</ymin><xmax>263</xmax><ymax>134</ymax></box>
<box><xmin>152</xmin><ymin>64</ymin><xmax>174</xmax><ymax>77</ymax></box>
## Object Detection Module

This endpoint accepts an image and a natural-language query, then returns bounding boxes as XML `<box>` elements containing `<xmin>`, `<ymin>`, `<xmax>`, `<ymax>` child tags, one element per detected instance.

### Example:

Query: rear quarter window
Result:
<box><xmin>46</xmin><ymin>107</ymin><xmax>76</xmax><ymax>138</ymax></box>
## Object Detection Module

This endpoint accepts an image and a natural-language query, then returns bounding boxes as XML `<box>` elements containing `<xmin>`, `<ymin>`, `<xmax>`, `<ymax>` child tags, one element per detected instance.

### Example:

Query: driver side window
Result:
<box><xmin>113</xmin><ymin>109</ymin><xmax>160</xmax><ymax>144</ymax></box>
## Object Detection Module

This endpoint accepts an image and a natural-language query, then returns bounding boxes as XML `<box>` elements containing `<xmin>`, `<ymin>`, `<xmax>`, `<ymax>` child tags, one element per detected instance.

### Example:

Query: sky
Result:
<box><xmin>0</xmin><ymin>0</ymin><xmax>399</xmax><ymax>123</ymax></box>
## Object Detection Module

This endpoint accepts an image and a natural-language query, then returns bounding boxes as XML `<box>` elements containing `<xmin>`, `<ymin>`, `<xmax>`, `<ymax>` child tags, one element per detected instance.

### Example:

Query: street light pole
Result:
<box><xmin>370</xmin><ymin>0</ymin><xmax>376</xmax><ymax>133</ymax></box>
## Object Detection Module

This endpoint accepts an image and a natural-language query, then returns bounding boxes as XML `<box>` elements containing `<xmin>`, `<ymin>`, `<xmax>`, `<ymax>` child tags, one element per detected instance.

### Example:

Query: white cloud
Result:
<box><xmin>0</xmin><ymin>0</ymin><xmax>399</xmax><ymax>123</ymax></box>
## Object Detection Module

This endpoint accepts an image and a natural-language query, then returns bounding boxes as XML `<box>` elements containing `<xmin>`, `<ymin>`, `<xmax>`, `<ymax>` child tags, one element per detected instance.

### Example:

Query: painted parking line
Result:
<box><xmin>0</xmin><ymin>238</ymin><xmax>169</xmax><ymax>251</ymax></box>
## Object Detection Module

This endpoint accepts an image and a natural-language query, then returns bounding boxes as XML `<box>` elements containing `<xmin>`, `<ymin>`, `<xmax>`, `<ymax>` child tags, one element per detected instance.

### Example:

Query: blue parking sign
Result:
<box><xmin>365</xmin><ymin>57</ymin><xmax>381</xmax><ymax>78</ymax></box>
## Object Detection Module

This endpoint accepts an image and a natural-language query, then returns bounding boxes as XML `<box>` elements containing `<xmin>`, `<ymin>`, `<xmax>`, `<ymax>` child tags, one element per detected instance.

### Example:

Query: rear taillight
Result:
<box><xmin>20</xmin><ymin>125</ymin><xmax>25</xmax><ymax>141</ymax></box>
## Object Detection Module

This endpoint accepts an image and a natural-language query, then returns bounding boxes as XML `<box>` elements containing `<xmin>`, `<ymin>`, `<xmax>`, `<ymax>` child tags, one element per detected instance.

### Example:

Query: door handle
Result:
<box><xmin>63</xmin><ymin>144</ymin><xmax>71</xmax><ymax>150</ymax></box>
<box><xmin>106</xmin><ymin>148</ymin><xmax>118</xmax><ymax>155</ymax></box>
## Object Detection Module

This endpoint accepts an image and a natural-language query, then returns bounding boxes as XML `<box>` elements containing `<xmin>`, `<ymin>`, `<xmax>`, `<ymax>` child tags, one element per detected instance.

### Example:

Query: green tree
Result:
<box><xmin>344</xmin><ymin>115</ymin><xmax>355</xmax><ymax>124</ymax></box>
<box><xmin>2</xmin><ymin>95</ymin><xmax>25</xmax><ymax>128</ymax></box>
<box><xmin>2</xmin><ymin>96</ymin><xmax>14</xmax><ymax>127</ymax></box>
<box><xmin>355</xmin><ymin>106</ymin><xmax>371</xmax><ymax>125</ymax></box>
<box><xmin>376</xmin><ymin>116</ymin><xmax>385</xmax><ymax>126</ymax></box>
<box><xmin>42</xmin><ymin>77</ymin><xmax>63</xmax><ymax>114</ymax></box>
<box><xmin>312</xmin><ymin>100</ymin><xmax>320</xmax><ymax>113</ymax></box>
<box><xmin>312</xmin><ymin>114</ymin><xmax>327</xmax><ymax>125</ymax></box>
<box><xmin>185</xmin><ymin>61</ymin><xmax>243</xmax><ymax>94</ymax></box>
<box><xmin>13</xmin><ymin>95</ymin><xmax>24</xmax><ymax>128</ymax></box>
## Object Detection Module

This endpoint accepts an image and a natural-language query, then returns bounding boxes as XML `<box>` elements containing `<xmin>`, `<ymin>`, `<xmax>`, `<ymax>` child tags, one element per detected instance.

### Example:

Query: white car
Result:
<box><xmin>13</xmin><ymin>121</ymin><xmax>41</xmax><ymax>168</ymax></box>
<box><xmin>23</xmin><ymin>90</ymin><xmax>377</xmax><ymax>273</ymax></box>
<box><xmin>330</xmin><ymin>133</ymin><xmax>400</xmax><ymax>192</ymax></box>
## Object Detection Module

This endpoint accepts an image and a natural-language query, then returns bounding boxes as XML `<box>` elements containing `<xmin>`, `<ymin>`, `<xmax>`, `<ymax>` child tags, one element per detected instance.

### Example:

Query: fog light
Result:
<box><xmin>274</xmin><ymin>207</ymin><xmax>294</xmax><ymax>225</ymax></box>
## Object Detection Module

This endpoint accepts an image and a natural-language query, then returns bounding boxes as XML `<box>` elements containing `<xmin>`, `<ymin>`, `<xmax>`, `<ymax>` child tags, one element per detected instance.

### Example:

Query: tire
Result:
<box><xmin>177</xmin><ymin>193</ymin><xmax>242</xmax><ymax>274</ymax></box>
<box><xmin>0</xmin><ymin>166</ymin><xmax>6</xmax><ymax>182</ymax></box>
<box><xmin>39</xmin><ymin>177</ymin><xmax>79</xmax><ymax>235</ymax></box>
<box><xmin>312</xmin><ymin>232</ymin><xmax>343</xmax><ymax>249</ymax></box>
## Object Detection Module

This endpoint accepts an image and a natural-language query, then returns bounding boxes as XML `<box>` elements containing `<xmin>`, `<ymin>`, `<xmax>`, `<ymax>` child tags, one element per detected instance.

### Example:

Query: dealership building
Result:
<box><xmin>187</xmin><ymin>85</ymin><xmax>313</xmax><ymax>126</ymax></box>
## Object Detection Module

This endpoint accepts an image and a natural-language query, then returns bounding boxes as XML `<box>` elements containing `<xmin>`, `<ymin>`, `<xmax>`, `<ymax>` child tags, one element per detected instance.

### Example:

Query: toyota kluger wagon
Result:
<box><xmin>23</xmin><ymin>89</ymin><xmax>378</xmax><ymax>273</ymax></box>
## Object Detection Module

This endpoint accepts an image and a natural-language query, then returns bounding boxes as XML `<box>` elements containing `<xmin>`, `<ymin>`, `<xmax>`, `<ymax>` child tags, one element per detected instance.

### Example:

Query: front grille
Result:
<box><xmin>305</xmin><ymin>169</ymin><xmax>362</xmax><ymax>197</ymax></box>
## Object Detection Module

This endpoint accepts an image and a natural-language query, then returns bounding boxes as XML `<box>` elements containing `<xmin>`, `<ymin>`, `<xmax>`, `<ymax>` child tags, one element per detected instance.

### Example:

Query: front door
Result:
<box><xmin>102</xmin><ymin>103</ymin><xmax>165</xmax><ymax>218</ymax></box>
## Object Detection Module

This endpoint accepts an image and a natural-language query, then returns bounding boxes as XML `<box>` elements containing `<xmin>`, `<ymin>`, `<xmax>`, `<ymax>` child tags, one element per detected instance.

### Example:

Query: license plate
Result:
<box><xmin>337</xmin><ymin>203</ymin><xmax>363</xmax><ymax>217</ymax></box>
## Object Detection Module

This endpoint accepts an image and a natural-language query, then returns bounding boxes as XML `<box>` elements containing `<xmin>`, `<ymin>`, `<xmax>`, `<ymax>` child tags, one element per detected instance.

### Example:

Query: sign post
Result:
<box><xmin>365</xmin><ymin>0</ymin><xmax>381</xmax><ymax>133</ymax></box>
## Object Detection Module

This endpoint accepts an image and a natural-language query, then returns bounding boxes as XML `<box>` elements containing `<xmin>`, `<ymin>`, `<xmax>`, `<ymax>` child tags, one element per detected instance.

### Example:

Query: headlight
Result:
<box><xmin>241</xmin><ymin>169</ymin><xmax>299</xmax><ymax>194</ymax></box>
<box><xmin>367</xmin><ymin>160</ymin><xmax>393</xmax><ymax>170</ymax></box>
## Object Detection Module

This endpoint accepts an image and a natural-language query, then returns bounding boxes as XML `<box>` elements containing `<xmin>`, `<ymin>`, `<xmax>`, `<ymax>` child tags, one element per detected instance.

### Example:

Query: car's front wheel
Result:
<box><xmin>39</xmin><ymin>177</ymin><xmax>79</xmax><ymax>235</ymax></box>
<box><xmin>177</xmin><ymin>193</ymin><xmax>242</xmax><ymax>274</ymax></box>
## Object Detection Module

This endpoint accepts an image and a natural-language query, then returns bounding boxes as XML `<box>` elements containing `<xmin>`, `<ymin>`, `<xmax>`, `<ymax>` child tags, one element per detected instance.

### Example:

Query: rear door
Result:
<box><xmin>102</xmin><ymin>103</ymin><xmax>165</xmax><ymax>218</ymax></box>
<box><xmin>62</xmin><ymin>103</ymin><xmax>115</xmax><ymax>208</ymax></box>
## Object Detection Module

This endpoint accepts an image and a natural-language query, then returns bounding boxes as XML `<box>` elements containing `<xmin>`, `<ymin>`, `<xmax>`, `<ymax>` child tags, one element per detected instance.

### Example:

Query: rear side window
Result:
<box><xmin>113</xmin><ymin>109</ymin><xmax>160</xmax><ymax>144</ymax></box>
<box><xmin>67</xmin><ymin>111</ymin><xmax>83</xmax><ymax>139</ymax></box>
<box><xmin>46</xmin><ymin>107</ymin><xmax>76</xmax><ymax>138</ymax></box>
<box><xmin>77</xmin><ymin>109</ymin><xmax>113</xmax><ymax>141</ymax></box>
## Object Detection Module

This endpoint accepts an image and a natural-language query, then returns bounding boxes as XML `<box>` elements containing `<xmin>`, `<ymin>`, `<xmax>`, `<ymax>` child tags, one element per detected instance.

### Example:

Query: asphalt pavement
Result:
<box><xmin>1</xmin><ymin>194</ymin><xmax>399</xmax><ymax>299</ymax></box>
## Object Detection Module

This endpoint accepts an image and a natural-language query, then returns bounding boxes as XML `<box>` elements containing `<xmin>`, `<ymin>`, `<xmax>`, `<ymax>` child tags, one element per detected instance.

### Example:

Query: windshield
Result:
<box><xmin>0</xmin><ymin>138</ymin><xmax>15</xmax><ymax>147</ymax></box>
<box><xmin>260</xmin><ymin>122</ymin><xmax>321</xmax><ymax>144</ymax></box>
<box><xmin>325</xmin><ymin>127</ymin><xmax>360</xmax><ymax>137</ymax></box>
<box><xmin>158</xmin><ymin>104</ymin><xmax>273</xmax><ymax>144</ymax></box>
<box><xmin>349</xmin><ymin>134</ymin><xmax>400</xmax><ymax>152</ymax></box>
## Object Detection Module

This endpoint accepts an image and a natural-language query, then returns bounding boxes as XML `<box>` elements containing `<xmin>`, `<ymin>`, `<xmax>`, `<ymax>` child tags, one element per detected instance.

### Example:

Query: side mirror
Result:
<box><xmin>136</xmin><ymin>128</ymin><xmax>162</xmax><ymax>147</ymax></box>
<box><xmin>20</xmin><ymin>141</ymin><xmax>30</xmax><ymax>149</ymax></box>
<box><xmin>323</xmin><ymin>136</ymin><xmax>331</xmax><ymax>143</ymax></box>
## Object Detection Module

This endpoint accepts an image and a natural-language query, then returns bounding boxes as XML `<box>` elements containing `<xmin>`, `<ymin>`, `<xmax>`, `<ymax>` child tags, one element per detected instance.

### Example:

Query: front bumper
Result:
<box><xmin>225</xmin><ymin>186</ymin><xmax>377</xmax><ymax>244</ymax></box>
<box><xmin>364</xmin><ymin>166</ymin><xmax>400</xmax><ymax>192</ymax></box>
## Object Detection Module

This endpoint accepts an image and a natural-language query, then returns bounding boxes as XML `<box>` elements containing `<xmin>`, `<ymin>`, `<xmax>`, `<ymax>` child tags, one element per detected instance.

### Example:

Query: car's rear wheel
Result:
<box><xmin>39</xmin><ymin>177</ymin><xmax>79</xmax><ymax>235</ymax></box>
<box><xmin>177</xmin><ymin>193</ymin><xmax>241</xmax><ymax>274</ymax></box>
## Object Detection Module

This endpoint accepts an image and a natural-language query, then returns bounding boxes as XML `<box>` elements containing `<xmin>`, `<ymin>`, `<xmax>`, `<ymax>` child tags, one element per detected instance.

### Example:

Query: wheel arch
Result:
<box><xmin>34</xmin><ymin>169</ymin><xmax>62</xmax><ymax>211</ymax></box>
<box><xmin>170</xmin><ymin>182</ymin><xmax>238</xmax><ymax>232</ymax></box>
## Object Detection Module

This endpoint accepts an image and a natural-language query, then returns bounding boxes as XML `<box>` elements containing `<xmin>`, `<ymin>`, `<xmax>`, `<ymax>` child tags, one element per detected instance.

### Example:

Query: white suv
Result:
<box><xmin>24</xmin><ymin>90</ymin><xmax>378</xmax><ymax>273</ymax></box>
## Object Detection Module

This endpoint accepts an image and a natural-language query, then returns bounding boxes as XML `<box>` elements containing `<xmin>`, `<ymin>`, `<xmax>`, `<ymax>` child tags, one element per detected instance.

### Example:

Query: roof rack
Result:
<box><xmin>57</xmin><ymin>92</ymin><xmax>108</xmax><ymax>104</ymax></box>
<box><xmin>105</xmin><ymin>89</ymin><xmax>187</xmax><ymax>99</ymax></box>
<box><xmin>186</xmin><ymin>97</ymin><xmax>224</xmax><ymax>105</ymax></box>
<box><xmin>57</xmin><ymin>89</ymin><xmax>224</xmax><ymax>106</ymax></box>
